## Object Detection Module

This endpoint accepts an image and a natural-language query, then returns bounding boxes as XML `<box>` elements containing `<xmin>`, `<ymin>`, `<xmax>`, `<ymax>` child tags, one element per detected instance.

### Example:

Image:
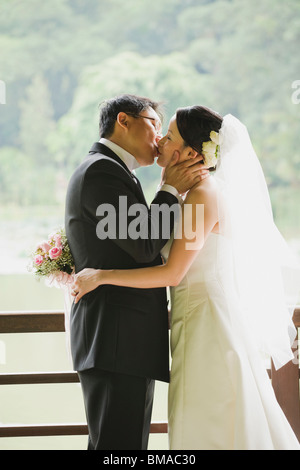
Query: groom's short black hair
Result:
<box><xmin>99</xmin><ymin>94</ymin><xmax>162</xmax><ymax>138</ymax></box>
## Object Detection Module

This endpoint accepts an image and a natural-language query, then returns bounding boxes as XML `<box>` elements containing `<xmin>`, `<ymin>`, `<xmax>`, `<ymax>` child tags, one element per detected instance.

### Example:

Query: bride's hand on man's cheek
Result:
<box><xmin>71</xmin><ymin>268</ymin><xmax>100</xmax><ymax>303</ymax></box>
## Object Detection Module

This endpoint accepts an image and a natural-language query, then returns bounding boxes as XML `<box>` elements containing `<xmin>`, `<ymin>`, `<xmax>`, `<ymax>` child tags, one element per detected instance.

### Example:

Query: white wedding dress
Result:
<box><xmin>161</xmin><ymin>230</ymin><xmax>300</xmax><ymax>450</ymax></box>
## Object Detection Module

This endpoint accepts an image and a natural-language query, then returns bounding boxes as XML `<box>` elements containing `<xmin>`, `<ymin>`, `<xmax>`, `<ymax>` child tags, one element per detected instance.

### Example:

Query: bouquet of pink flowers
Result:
<box><xmin>29</xmin><ymin>228</ymin><xmax>75</xmax><ymax>360</ymax></box>
<box><xmin>30</xmin><ymin>228</ymin><xmax>74</xmax><ymax>280</ymax></box>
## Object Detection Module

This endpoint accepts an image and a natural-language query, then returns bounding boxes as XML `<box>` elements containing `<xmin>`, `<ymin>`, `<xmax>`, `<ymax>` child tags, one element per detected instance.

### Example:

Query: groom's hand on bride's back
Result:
<box><xmin>163</xmin><ymin>152</ymin><xmax>209</xmax><ymax>195</ymax></box>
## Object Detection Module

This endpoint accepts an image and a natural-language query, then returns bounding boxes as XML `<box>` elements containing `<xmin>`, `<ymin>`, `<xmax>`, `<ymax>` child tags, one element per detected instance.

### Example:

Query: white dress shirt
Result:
<box><xmin>99</xmin><ymin>137</ymin><xmax>140</xmax><ymax>172</ymax></box>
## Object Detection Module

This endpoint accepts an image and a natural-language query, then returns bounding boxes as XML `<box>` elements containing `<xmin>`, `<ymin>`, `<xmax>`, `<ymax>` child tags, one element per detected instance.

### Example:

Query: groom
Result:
<box><xmin>65</xmin><ymin>94</ymin><xmax>206</xmax><ymax>450</ymax></box>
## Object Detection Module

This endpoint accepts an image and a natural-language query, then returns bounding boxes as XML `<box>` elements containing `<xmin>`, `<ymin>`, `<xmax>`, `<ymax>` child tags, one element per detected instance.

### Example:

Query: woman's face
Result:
<box><xmin>156</xmin><ymin>115</ymin><xmax>194</xmax><ymax>167</ymax></box>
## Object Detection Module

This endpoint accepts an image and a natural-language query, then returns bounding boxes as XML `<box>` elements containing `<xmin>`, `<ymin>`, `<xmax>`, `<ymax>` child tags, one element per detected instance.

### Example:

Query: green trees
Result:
<box><xmin>0</xmin><ymin>0</ymin><xmax>299</xmax><ymax>210</ymax></box>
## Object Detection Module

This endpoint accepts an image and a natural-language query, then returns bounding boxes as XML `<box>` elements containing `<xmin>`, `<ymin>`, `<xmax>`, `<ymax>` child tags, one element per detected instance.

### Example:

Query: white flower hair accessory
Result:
<box><xmin>202</xmin><ymin>130</ymin><xmax>220</xmax><ymax>168</ymax></box>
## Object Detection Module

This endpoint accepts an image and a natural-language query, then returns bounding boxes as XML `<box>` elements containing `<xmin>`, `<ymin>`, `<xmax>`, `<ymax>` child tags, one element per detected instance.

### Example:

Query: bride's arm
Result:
<box><xmin>73</xmin><ymin>183</ymin><xmax>218</xmax><ymax>303</ymax></box>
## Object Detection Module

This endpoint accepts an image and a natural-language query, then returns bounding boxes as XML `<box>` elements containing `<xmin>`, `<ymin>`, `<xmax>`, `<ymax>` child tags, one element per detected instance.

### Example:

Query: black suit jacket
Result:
<box><xmin>65</xmin><ymin>143</ymin><xmax>178</xmax><ymax>382</ymax></box>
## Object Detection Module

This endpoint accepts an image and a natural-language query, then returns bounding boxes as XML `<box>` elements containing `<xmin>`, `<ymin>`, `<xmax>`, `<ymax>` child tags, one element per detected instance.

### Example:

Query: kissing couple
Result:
<box><xmin>65</xmin><ymin>94</ymin><xmax>300</xmax><ymax>450</ymax></box>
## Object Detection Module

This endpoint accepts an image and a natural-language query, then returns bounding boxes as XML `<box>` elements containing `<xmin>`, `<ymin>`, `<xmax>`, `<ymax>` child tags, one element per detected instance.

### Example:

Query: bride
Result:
<box><xmin>71</xmin><ymin>106</ymin><xmax>300</xmax><ymax>450</ymax></box>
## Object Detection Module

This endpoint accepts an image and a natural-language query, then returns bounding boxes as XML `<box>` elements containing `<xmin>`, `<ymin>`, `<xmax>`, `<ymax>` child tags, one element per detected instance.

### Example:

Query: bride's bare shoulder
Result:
<box><xmin>186</xmin><ymin>176</ymin><xmax>218</xmax><ymax>202</ymax></box>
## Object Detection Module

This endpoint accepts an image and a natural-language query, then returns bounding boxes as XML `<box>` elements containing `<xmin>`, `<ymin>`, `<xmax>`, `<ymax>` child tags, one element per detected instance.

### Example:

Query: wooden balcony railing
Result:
<box><xmin>0</xmin><ymin>308</ymin><xmax>299</xmax><ymax>443</ymax></box>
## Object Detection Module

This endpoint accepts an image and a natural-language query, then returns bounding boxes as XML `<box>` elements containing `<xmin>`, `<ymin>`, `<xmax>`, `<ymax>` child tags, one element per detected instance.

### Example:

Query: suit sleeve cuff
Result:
<box><xmin>157</xmin><ymin>183</ymin><xmax>182</xmax><ymax>203</ymax></box>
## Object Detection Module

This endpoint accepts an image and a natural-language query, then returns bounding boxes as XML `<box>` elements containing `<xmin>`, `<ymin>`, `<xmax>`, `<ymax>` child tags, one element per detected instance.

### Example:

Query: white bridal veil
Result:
<box><xmin>215</xmin><ymin>114</ymin><xmax>300</xmax><ymax>370</ymax></box>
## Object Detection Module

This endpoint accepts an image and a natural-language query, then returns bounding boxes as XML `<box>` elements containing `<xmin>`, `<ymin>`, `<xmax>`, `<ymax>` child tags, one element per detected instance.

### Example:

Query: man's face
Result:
<box><xmin>125</xmin><ymin>107</ymin><xmax>162</xmax><ymax>166</ymax></box>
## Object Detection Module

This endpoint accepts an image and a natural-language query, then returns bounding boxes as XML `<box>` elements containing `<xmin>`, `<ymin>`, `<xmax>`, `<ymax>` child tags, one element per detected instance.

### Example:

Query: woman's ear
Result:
<box><xmin>183</xmin><ymin>147</ymin><xmax>198</xmax><ymax>160</ymax></box>
<box><xmin>189</xmin><ymin>148</ymin><xmax>198</xmax><ymax>158</ymax></box>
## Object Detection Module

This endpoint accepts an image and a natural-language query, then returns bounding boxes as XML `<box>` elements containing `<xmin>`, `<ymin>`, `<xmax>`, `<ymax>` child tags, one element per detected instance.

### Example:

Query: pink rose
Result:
<box><xmin>55</xmin><ymin>236</ymin><xmax>62</xmax><ymax>248</ymax></box>
<box><xmin>49</xmin><ymin>246</ymin><xmax>62</xmax><ymax>260</ymax></box>
<box><xmin>38</xmin><ymin>241</ymin><xmax>51</xmax><ymax>253</ymax></box>
<box><xmin>34</xmin><ymin>254</ymin><xmax>44</xmax><ymax>266</ymax></box>
<box><xmin>49</xmin><ymin>233</ymin><xmax>62</xmax><ymax>248</ymax></box>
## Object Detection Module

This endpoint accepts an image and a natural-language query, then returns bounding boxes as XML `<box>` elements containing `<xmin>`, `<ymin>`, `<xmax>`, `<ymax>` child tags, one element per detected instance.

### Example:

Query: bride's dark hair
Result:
<box><xmin>176</xmin><ymin>105</ymin><xmax>223</xmax><ymax>156</ymax></box>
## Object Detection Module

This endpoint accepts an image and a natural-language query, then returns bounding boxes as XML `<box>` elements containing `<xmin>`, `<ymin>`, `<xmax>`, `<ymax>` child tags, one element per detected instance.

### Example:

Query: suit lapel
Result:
<box><xmin>89</xmin><ymin>142</ymin><xmax>132</xmax><ymax>176</ymax></box>
<box><xmin>89</xmin><ymin>142</ymin><xmax>148</xmax><ymax>206</ymax></box>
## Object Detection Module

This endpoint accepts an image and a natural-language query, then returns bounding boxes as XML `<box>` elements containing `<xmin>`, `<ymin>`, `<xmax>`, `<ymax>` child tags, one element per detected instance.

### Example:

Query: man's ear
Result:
<box><xmin>116</xmin><ymin>112</ymin><xmax>129</xmax><ymax>131</ymax></box>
